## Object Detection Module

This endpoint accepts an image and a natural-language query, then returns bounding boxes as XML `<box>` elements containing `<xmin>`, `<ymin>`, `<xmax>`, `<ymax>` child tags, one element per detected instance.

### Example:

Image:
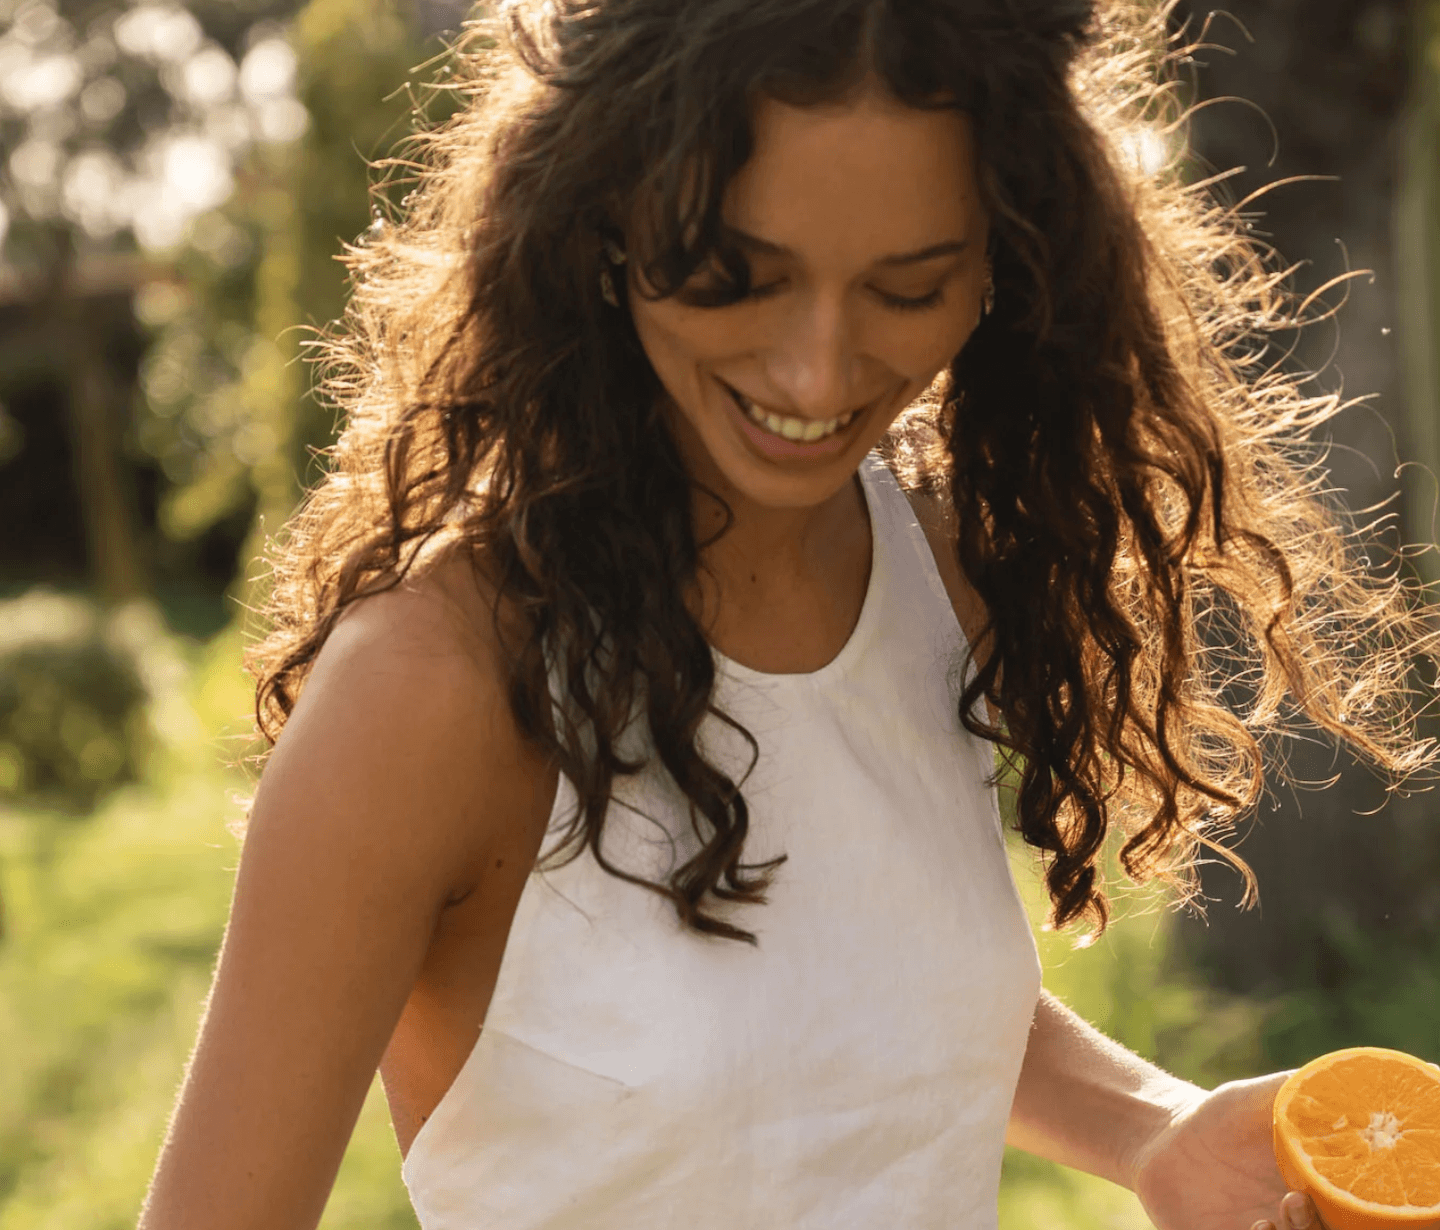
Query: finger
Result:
<box><xmin>1252</xmin><ymin>1221</ymin><xmax>1277</xmax><ymax>1230</ymax></box>
<box><xmin>1280</xmin><ymin>1191</ymin><xmax>1317</xmax><ymax>1228</ymax></box>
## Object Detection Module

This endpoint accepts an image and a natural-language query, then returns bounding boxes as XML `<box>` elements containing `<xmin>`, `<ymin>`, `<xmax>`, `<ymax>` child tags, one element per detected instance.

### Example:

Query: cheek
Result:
<box><xmin>631</xmin><ymin>301</ymin><xmax>733</xmax><ymax>378</ymax></box>
<box><xmin>636</xmin><ymin>299</ymin><xmax>714</xmax><ymax>371</ymax></box>
<box><xmin>630</xmin><ymin>304</ymin><xmax>771</xmax><ymax>422</ymax></box>
<box><xmin>872</xmin><ymin>305</ymin><xmax>979</xmax><ymax>384</ymax></box>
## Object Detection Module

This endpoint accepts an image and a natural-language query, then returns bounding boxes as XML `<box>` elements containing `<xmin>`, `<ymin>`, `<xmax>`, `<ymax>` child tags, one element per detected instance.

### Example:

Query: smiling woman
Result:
<box><xmin>629</xmin><ymin>90</ymin><xmax>987</xmax><ymax>512</ymax></box>
<box><xmin>136</xmin><ymin>2</ymin><xmax>1439</xmax><ymax>1230</ymax></box>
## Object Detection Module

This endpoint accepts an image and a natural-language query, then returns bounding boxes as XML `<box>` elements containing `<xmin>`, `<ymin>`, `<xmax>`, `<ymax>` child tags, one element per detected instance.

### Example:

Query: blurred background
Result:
<box><xmin>0</xmin><ymin>0</ymin><xmax>1435</xmax><ymax>1226</ymax></box>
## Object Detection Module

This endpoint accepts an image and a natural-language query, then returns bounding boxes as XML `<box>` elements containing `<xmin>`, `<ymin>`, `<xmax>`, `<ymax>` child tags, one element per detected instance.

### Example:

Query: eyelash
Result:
<box><xmin>701</xmin><ymin>279</ymin><xmax>945</xmax><ymax>313</ymax></box>
<box><xmin>878</xmin><ymin>288</ymin><xmax>944</xmax><ymax>313</ymax></box>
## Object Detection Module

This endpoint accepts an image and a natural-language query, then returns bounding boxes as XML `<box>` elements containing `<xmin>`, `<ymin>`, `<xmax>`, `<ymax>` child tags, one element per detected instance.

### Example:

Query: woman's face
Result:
<box><xmin>626</xmin><ymin>83</ymin><xmax>988</xmax><ymax>512</ymax></box>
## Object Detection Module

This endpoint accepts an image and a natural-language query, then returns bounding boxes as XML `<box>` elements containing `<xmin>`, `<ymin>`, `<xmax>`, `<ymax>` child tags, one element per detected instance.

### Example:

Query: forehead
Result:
<box><xmin>724</xmin><ymin>86</ymin><xmax>984</xmax><ymax>260</ymax></box>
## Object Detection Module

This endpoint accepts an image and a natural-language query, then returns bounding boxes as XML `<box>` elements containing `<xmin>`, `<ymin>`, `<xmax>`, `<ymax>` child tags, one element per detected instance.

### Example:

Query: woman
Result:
<box><xmin>140</xmin><ymin>0</ymin><xmax>1436</xmax><ymax>1227</ymax></box>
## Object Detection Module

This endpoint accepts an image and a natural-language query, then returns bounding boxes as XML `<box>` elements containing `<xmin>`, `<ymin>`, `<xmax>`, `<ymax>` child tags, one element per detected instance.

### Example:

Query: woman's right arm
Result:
<box><xmin>138</xmin><ymin>569</ymin><xmax>551</xmax><ymax>1230</ymax></box>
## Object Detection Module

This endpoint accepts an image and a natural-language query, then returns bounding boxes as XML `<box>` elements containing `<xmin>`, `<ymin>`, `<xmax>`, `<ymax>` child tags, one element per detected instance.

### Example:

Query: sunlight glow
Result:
<box><xmin>1116</xmin><ymin>126</ymin><xmax>1171</xmax><ymax>178</ymax></box>
<box><xmin>0</xmin><ymin>9</ymin><xmax>309</xmax><ymax>250</ymax></box>
<box><xmin>238</xmin><ymin>37</ymin><xmax>297</xmax><ymax>102</ymax></box>
<box><xmin>113</xmin><ymin>3</ymin><xmax>202</xmax><ymax>63</ymax></box>
<box><xmin>0</xmin><ymin>50</ymin><xmax>82</xmax><ymax>111</ymax></box>
<box><xmin>176</xmin><ymin>43</ymin><xmax>237</xmax><ymax>107</ymax></box>
<box><xmin>60</xmin><ymin>147</ymin><xmax>128</xmax><ymax>236</ymax></box>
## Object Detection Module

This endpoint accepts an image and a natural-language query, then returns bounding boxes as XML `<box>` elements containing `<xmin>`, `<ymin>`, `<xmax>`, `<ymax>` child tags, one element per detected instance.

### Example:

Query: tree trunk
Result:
<box><xmin>1393</xmin><ymin>0</ymin><xmax>1440</xmax><ymax>581</ymax></box>
<box><xmin>47</xmin><ymin>234</ymin><xmax>147</xmax><ymax>603</ymax></box>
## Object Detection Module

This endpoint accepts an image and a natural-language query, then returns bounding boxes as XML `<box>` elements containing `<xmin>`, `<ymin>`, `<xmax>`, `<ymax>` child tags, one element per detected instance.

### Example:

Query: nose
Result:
<box><xmin>763</xmin><ymin>290</ymin><xmax>863</xmax><ymax>418</ymax></box>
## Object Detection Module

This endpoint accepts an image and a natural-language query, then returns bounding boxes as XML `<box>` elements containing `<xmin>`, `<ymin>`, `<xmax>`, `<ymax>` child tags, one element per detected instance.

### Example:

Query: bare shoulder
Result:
<box><xmin>322</xmin><ymin>542</ymin><xmax>513</xmax><ymax>694</ymax></box>
<box><xmin>265</xmin><ymin>543</ymin><xmax>550</xmax><ymax>902</ymax></box>
<box><xmin>140</xmin><ymin>546</ymin><xmax>555</xmax><ymax>1229</ymax></box>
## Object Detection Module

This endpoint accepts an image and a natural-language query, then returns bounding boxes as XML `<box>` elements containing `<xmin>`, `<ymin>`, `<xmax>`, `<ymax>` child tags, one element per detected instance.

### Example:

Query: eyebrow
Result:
<box><xmin>722</xmin><ymin>225</ymin><xmax>970</xmax><ymax>268</ymax></box>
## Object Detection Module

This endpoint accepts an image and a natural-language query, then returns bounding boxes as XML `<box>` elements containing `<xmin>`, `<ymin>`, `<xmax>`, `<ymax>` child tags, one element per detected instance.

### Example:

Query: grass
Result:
<box><xmin>0</xmin><ymin>612</ymin><xmax>1294</xmax><ymax>1229</ymax></box>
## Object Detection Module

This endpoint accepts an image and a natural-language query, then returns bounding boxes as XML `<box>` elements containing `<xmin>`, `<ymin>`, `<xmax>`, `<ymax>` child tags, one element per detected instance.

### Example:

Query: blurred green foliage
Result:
<box><xmin>132</xmin><ymin>0</ymin><xmax>442</xmax><ymax>582</ymax></box>
<box><xmin>0</xmin><ymin>591</ymin><xmax>150</xmax><ymax>813</ymax></box>
<box><xmin>0</xmin><ymin>622</ymin><xmax>420</xmax><ymax>1229</ymax></box>
<box><xmin>0</xmin><ymin>0</ymin><xmax>457</xmax><ymax>1221</ymax></box>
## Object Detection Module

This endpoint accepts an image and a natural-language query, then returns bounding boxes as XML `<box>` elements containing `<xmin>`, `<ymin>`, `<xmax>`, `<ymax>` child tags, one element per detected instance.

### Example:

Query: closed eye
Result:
<box><xmin>879</xmin><ymin>288</ymin><xmax>944</xmax><ymax>312</ymax></box>
<box><xmin>724</xmin><ymin>280</ymin><xmax>946</xmax><ymax>313</ymax></box>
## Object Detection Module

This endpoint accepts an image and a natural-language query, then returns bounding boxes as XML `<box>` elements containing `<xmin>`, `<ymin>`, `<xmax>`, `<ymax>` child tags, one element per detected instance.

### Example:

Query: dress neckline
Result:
<box><xmin>710</xmin><ymin>453</ymin><xmax>886</xmax><ymax>687</ymax></box>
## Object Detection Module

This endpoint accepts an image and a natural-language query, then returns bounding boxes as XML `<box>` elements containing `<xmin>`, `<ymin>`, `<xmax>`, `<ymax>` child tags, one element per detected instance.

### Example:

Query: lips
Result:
<box><xmin>718</xmin><ymin>379</ymin><xmax>866</xmax><ymax>444</ymax></box>
<box><xmin>712</xmin><ymin>377</ymin><xmax>878</xmax><ymax>464</ymax></box>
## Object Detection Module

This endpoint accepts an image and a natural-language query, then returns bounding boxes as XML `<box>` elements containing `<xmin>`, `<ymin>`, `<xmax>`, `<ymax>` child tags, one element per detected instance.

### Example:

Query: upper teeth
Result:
<box><xmin>731</xmin><ymin>388</ymin><xmax>860</xmax><ymax>442</ymax></box>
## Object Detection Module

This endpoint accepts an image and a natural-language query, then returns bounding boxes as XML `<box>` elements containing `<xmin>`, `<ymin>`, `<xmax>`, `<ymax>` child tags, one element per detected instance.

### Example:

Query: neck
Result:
<box><xmin>669</xmin><ymin>419</ymin><xmax>871</xmax><ymax>648</ymax></box>
<box><xmin>720</xmin><ymin>485</ymin><xmax>854</xmax><ymax>568</ymax></box>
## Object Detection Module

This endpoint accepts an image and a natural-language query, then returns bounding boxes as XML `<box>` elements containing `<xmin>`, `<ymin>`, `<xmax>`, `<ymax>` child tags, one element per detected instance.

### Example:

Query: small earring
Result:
<box><xmin>982</xmin><ymin>261</ymin><xmax>995</xmax><ymax>317</ymax></box>
<box><xmin>600</xmin><ymin>235</ymin><xmax>627</xmax><ymax>306</ymax></box>
<box><xmin>602</xmin><ymin>235</ymin><xmax>628</xmax><ymax>266</ymax></box>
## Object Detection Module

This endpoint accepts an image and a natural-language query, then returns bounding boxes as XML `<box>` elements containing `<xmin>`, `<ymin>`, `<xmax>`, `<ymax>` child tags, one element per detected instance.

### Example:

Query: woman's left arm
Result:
<box><xmin>1007</xmin><ymin>990</ymin><xmax>1326</xmax><ymax>1230</ymax></box>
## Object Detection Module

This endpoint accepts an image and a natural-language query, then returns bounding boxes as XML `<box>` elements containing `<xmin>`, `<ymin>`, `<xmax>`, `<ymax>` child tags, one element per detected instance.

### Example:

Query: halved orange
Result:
<box><xmin>1273</xmin><ymin>1047</ymin><xmax>1440</xmax><ymax>1230</ymax></box>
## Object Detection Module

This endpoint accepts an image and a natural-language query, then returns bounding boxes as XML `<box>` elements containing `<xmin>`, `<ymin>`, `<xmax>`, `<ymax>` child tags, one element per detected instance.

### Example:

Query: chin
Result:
<box><xmin>713</xmin><ymin>438</ymin><xmax>877</xmax><ymax>511</ymax></box>
<box><xmin>690</xmin><ymin>390</ymin><xmax>898</xmax><ymax>511</ymax></box>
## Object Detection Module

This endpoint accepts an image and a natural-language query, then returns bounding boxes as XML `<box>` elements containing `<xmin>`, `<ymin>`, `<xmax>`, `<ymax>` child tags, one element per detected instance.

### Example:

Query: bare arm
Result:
<box><xmin>1005</xmin><ymin>990</ymin><xmax>1205</xmax><ymax>1188</ymax></box>
<box><xmin>139</xmin><ymin>569</ymin><xmax>552</xmax><ymax>1229</ymax></box>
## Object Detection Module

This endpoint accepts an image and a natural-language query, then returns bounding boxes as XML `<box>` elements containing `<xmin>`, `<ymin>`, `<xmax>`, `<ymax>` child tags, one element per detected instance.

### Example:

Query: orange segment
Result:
<box><xmin>1273</xmin><ymin>1047</ymin><xmax>1440</xmax><ymax>1230</ymax></box>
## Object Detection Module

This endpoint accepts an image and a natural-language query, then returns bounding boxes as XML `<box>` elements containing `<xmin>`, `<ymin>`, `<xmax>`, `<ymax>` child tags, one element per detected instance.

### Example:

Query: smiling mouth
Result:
<box><xmin>720</xmin><ymin>381</ymin><xmax>865</xmax><ymax>443</ymax></box>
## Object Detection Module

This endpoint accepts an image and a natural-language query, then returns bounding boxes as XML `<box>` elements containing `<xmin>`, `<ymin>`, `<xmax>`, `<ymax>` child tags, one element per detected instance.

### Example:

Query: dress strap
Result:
<box><xmin>858</xmin><ymin>453</ymin><xmax>961</xmax><ymax>619</ymax></box>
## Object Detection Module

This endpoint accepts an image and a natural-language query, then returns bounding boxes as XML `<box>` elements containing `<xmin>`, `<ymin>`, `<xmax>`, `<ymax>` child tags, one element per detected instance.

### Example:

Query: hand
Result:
<box><xmin>1128</xmin><ymin>1071</ymin><xmax>1332</xmax><ymax>1230</ymax></box>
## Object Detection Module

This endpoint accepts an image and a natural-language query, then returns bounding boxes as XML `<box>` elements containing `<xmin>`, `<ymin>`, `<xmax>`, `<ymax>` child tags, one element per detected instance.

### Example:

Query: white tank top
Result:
<box><xmin>401</xmin><ymin>453</ymin><xmax>1043</xmax><ymax>1229</ymax></box>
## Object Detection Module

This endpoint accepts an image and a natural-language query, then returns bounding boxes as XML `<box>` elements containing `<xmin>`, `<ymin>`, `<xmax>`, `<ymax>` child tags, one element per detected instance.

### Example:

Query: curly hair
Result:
<box><xmin>247</xmin><ymin>0</ymin><xmax>1439</xmax><ymax>945</ymax></box>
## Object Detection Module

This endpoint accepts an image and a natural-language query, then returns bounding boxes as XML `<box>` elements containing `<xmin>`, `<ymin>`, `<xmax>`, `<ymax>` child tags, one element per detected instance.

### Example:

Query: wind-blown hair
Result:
<box><xmin>248</xmin><ymin>0</ymin><xmax>1439</xmax><ymax>944</ymax></box>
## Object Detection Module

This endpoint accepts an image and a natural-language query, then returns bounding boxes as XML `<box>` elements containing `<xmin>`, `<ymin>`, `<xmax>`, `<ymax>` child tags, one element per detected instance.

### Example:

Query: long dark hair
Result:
<box><xmin>248</xmin><ymin>0</ymin><xmax>1438</xmax><ymax>945</ymax></box>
